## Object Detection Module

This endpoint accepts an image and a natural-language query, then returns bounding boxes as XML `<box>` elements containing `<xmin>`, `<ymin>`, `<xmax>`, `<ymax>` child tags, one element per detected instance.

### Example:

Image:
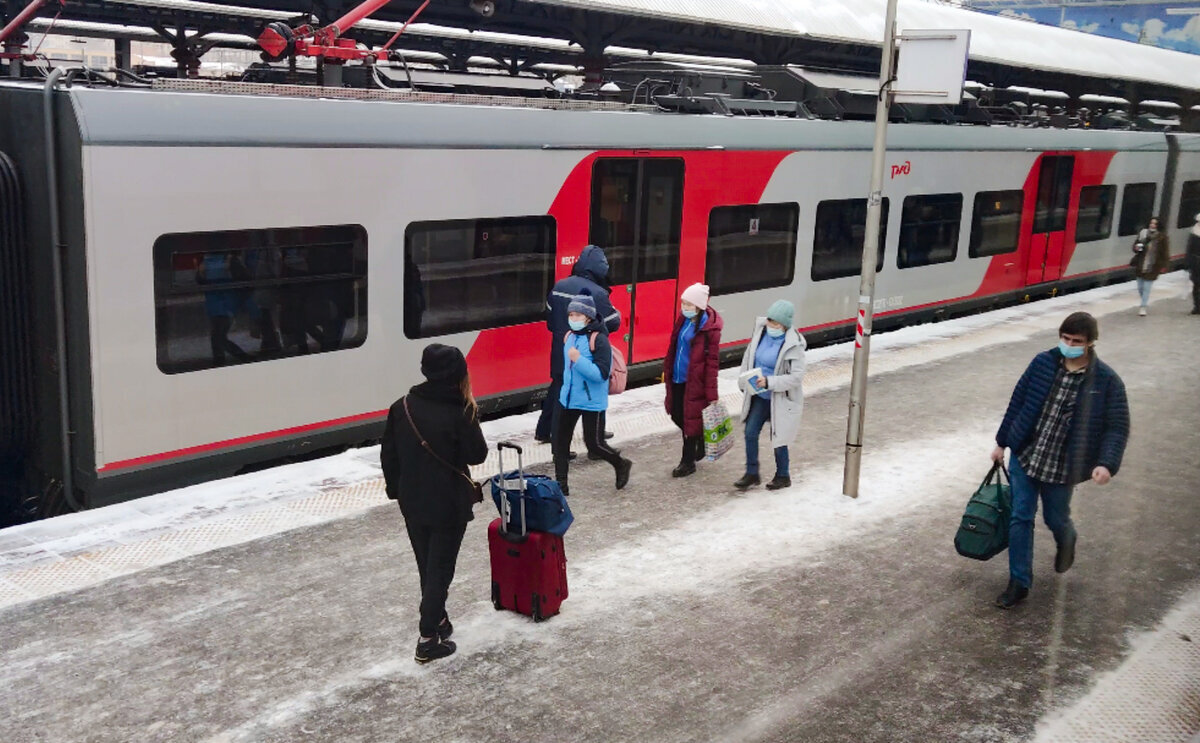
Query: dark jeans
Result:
<box><xmin>669</xmin><ymin>382</ymin><xmax>703</xmax><ymax>463</ymax></box>
<box><xmin>1007</xmin><ymin>454</ymin><xmax>1075</xmax><ymax>589</ymax></box>
<box><xmin>538</xmin><ymin>378</ymin><xmax>606</xmax><ymax>444</ymax></box>
<box><xmin>744</xmin><ymin>395</ymin><xmax>789</xmax><ymax>478</ymax></box>
<box><xmin>552</xmin><ymin>403</ymin><xmax>622</xmax><ymax>493</ymax></box>
<box><xmin>1190</xmin><ymin>263</ymin><xmax>1200</xmax><ymax>311</ymax></box>
<box><xmin>535</xmin><ymin>374</ymin><xmax>563</xmax><ymax>441</ymax></box>
<box><xmin>404</xmin><ymin>514</ymin><xmax>467</xmax><ymax>638</ymax></box>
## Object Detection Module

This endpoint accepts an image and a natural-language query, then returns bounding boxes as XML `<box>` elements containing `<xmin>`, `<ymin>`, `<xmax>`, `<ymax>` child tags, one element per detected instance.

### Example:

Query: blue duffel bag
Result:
<box><xmin>490</xmin><ymin>470</ymin><xmax>574</xmax><ymax>537</ymax></box>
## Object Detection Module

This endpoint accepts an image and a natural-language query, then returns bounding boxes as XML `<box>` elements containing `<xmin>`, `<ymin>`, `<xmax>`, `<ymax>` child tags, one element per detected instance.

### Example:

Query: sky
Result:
<box><xmin>976</xmin><ymin>2</ymin><xmax>1200</xmax><ymax>55</ymax></box>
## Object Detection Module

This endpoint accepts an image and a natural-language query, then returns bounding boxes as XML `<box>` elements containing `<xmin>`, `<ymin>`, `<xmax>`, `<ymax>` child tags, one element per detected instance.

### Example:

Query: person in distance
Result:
<box><xmin>1131</xmin><ymin>216</ymin><xmax>1170</xmax><ymax>317</ymax></box>
<box><xmin>1186</xmin><ymin>212</ymin><xmax>1200</xmax><ymax>315</ymax></box>
<box><xmin>990</xmin><ymin>312</ymin><xmax>1129</xmax><ymax>609</ymax></box>
<box><xmin>552</xmin><ymin>294</ymin><xmax>632</xmax><ymax>497</ymax></box>
<box><xmin>380</xmin><ymin>344</ymin><xmax>488</xmax><ymax>664</ymax></box>
<box><xmin>536</xmin><ymin>245</ymin><xmax>621</xmax><ymax>445</ymax></box>
<box><xmin>662</xmin><ymin>283</ymin><xmax>723</xmax><ymax>477</ymax></box>
<box><xmin>734</xmin><ymin>300</ymin><xmax>807</xmax><ymax>491</ymax></box>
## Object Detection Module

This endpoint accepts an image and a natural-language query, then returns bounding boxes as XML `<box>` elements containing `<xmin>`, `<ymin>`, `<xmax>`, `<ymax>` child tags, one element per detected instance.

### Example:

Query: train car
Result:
<box><xmin>1</xmin><ymin>78</ymin><xmax>1198</xmax><ymax>523</ymax></box>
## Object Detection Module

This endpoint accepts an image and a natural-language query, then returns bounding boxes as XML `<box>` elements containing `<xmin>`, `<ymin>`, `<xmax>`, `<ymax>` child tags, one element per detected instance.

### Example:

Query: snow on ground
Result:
<box><xmin>0</xmin><ymin>273</ymin><xmax>1190</xmax><ymax>566</ymax></box>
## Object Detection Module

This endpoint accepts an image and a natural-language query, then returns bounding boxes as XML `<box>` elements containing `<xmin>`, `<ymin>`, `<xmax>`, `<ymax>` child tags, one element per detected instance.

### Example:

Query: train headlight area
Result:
<box><xmin>1</xmin><ymin>0</ymin><xmax>1199</xmax><ymax>526</ymax></box>
<box><xmin>0</xmin><ymin>273</ymin><xmax>1197</xmax><ymax>741</ymax></box>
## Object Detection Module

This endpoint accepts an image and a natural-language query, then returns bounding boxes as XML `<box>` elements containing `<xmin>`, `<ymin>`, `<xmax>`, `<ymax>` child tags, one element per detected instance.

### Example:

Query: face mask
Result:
<box><xmin>766</xmin><ymin>327</ymin><xmax>785</xmax><ymax>338</ymax></box>
<box><xmin>569</xmin><ymin>319</ymin><xmax>586</xmax><ymax>332</ymax></box>
<box><xmin>682</xmin><ymin>309</ymin><xmax>697</xmax><ymax>319</ymax></box>
<box><xmin>1058</xmin><ymin>341</ymin><xmax>1085</xmax><ymax>359</ymax></box>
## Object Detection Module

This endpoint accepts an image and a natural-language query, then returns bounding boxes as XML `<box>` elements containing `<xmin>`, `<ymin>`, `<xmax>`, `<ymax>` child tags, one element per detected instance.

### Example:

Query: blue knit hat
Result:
<box><xmin>766</xmin><ymin>299</ymin><xmax>795</xmax><ymax>328</ymax></box>
<box><xmin>567</xmin><ymin>294</ymin><xmax>597</xmax><ymax>320</ymax></box>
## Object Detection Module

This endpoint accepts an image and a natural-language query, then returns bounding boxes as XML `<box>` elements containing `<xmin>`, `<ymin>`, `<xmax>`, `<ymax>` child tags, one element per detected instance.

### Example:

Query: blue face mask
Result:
<box><xmin>766</xmin><ymin>326</ymin><xmax>785</xmax><ymax>338</ymax></box>
<box><xmin>682</xmin><ymin>309</ymin><xmax>697</xmax><ymax>319</ymax></box>
<box><xmin>1058</xmin><ymin>341</ymin><xmax>1086</xmax><ymax>359</ymax></box>
<box><xmin>569</xmin><ymin>319</ymin><xmax>587</xmax><ymax>332</ymax></box>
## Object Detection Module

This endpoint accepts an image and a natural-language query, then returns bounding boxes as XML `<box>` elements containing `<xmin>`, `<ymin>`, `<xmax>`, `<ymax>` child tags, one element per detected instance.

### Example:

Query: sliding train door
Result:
<box><xmin>1025</xmin><ymin>154</ymin><xmax>1075</xmax><ymax>285</ymax></box>
<box><xmin>589</xmin><ymin>158</ymin><xmax>684</xmax><ymax>363</ymax></box>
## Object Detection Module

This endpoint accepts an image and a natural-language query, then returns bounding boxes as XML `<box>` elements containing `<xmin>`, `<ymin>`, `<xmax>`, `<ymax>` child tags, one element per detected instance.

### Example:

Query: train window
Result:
<box><xmin>589</xmin><ymin>158</ymin><xmax>683</xmax><ymax>285</ymax></box>
<box><xmin>897</xmin><ymin>193</ymin><xmax>962</xmax><ymax>269</ymax></box>
<box><xmin>1118</xmin><ymin>183</ymin><xmax>1157</xmax><ymax>236</ymax></box>
<box><xmin>1033</xmin><ymin>156</ymin><xmax>1074</xmax><ymax>233</ymax></box>
<box><xmin>1075</xmin><ymin>185</ymin><xmax>1117</xmax><ymax>243</ymax></box>
<box><xmin>404</xmin><ymin>216</ymin><xmax>555</xmax><ymax>338</ymax></box>
<box><xmin>705</xmin><ymin>203</ymin><xmax>798</xmax><ymax>295</ymax></box>
<box><xmin>811</xmin><ymin>198</ymin><xmax>889</xmax><ymax>282</ymax></box>
<box><xmin>153</xmin><ymin>225</ymin><xmax>368</xmax><ymax>374</ymax></box>
<box><xmin>1178</xmin><ymin>181</ymin><xmax>1200</xmax><ymax>229</ymax></box>
<box><xmin>968</xmin><ymin>190</ymin><xmax>1023</xmax><ymax>258</ymax></box>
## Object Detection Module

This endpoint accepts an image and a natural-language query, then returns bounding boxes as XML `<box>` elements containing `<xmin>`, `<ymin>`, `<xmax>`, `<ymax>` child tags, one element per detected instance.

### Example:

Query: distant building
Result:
<box><xmin>956</xmin><ymin>1</ymin><xmax>1200</xmax><ymax>56</ymax></box>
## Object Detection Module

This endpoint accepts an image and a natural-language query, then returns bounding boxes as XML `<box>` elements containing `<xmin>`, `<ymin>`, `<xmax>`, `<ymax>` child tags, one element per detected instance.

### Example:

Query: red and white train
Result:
<box><xmin>1</xmin><ymin>79</ymin><xmax>1197</xmax><ymax>520</ymax></box>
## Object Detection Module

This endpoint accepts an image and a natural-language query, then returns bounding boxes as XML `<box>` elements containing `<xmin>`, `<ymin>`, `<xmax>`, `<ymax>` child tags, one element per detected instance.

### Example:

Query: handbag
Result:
<box><xmin>701</xmin><ymin>401</ymin><xmax>734</xmax><ymax>461</ymax></box>
<box><xmin>953</xmin><ymin>462</ymin><xmax>1013</xmax><ymax>561</ymax></box>
<box><xmin>402</xmin><ymin>397</ymin><xmax>484</xmax><ymax>504</ymax></box>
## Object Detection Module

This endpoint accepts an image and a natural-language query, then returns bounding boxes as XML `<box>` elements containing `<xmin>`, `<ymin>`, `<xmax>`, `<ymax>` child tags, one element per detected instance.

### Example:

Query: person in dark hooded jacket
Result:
<box><xmin>381</xmin><ymin>344</ymin><xmax>488</xmax><ymax>664</ymax></box>
<box><xmin>1187</xmin><ymin>212</ymin><xmax>1200</xmax><ymax>315</ymax></box>
<box><xmin>536</xmin><ymin>245</ymin><xmax>621</xmax><ymax>443</ymax></box>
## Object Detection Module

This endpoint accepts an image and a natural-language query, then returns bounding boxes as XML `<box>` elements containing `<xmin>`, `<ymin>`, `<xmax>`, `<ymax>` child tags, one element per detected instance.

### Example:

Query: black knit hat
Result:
<box><xmin>420</xmin><ymin>343</ymin><xmax>468</xmax><ymax>384</ymax></box>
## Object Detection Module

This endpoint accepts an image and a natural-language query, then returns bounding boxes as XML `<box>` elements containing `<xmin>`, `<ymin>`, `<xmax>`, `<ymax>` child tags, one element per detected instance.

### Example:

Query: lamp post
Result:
<box><xmin>842</xmin><ymin>0</ymin><xmax>899</xmax><ymax>498</ymax></box>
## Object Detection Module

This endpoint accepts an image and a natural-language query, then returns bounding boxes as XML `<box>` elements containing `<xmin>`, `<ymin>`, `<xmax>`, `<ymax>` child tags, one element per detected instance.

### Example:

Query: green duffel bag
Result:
<box><xmin>954</xmin><ymin>463</ymin><xmax>1012</xmax><ymax>561</ymax></box>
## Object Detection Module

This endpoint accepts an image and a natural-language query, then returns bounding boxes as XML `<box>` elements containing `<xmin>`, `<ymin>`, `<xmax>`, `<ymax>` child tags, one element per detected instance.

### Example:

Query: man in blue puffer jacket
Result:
<box><xmin>990</xmin><ymin>312</ymin><xmax>1130</xmax><ymax>609</ymax></box>
<box><xmin>536</xmin><ymin>246</ymin><xmax>622</xmax><ymax>443</ymax></box>
<box><xmin>552</xmin><ymin>294</ymin><xmax>631</xmax><ymax>497</ymax></box>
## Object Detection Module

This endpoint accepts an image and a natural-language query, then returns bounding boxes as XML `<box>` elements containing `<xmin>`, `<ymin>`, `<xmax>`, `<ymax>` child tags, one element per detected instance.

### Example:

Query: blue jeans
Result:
<box><xmin>1007</xmin><ymin>454</ymin><xmax>1075</xmax><ymax>589</ymax></box>
<box><xmin>744</xmin><ymin>396</ymin><xmax>789</xmax><ymax>478</ymax></box>
<box><xmin>1136</xmin><ymin>277</ymin><xmax>1153</xmax><ymax>307</ymax></box>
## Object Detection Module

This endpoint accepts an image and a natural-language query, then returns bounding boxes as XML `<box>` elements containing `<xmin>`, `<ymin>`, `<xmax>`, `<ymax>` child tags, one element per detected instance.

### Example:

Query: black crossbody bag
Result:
<box><xmin>402</xmin><ymin>397</ymin><xmax>484</xmax><ymax>504</ymax></box>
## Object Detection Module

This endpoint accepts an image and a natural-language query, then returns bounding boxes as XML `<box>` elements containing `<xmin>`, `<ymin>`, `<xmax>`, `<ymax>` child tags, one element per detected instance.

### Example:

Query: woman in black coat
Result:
<box><xmin>380</xmin><ymin>344</ymin><xmax>488</xmax><ymax>664</ymax></box>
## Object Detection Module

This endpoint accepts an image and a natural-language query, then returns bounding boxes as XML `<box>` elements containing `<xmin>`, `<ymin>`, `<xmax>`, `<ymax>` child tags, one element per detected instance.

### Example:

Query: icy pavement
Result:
<box><xmin>0</xmin><ymin>272</ymin><xmax>1198</xmax><ymax>742</ymax></box>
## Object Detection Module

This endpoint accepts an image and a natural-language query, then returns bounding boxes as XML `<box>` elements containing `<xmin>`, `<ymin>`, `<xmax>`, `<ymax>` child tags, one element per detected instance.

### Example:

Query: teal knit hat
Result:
<box><xmin>766</xmin><ymin>299</ymin><xmax>795</xmax><ymax>329</ymax></box>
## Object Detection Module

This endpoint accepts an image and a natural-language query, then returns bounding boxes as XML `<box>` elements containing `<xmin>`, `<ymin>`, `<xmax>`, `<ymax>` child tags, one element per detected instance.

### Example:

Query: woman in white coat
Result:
<box><xmin>735</xmin><ymin>300</ymin><xmax>807</xmax><ymax>490</ymax></box>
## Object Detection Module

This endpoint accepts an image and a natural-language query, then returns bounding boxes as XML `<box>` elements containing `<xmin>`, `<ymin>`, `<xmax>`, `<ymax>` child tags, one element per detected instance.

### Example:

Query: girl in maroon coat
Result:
<box><xmin>662</xmin><ymin>283</ymin><xmax>723</xmax><ymax>477</ymax></box>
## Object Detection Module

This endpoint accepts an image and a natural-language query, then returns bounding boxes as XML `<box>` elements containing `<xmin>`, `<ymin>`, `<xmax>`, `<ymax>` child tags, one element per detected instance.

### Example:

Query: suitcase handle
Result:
<box><xmin>496</xmin><ymin>441</ymin><xmax>527</xmax><ymax>538</ymax></box>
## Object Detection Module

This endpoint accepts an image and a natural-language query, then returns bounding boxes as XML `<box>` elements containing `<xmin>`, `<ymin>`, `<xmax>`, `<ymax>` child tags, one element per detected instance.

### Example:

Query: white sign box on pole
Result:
<box><xmin>893</xmin><ymin>29</ymin><xmax>971</xmax><ymax>105</ymax></box>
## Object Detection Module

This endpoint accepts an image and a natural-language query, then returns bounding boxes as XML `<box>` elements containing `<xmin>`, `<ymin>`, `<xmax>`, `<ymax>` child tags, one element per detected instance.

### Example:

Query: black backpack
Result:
<box><xmin>954</xmin><ymin>463</ymin><xmax>1013</xmax><ymax>561</ymax></box>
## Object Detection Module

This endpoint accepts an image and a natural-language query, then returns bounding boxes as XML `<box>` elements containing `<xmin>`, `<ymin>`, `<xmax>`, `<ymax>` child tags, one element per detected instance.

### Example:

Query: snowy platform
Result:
<box><xmin>1</xmin><ymin>274</ymin><xmax>1198</xmax><ymax>742</ymax></box>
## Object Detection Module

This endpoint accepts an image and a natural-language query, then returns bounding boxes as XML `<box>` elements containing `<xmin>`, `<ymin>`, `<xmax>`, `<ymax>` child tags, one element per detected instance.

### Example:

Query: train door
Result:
<box><xmin>589</xmin><ymin>158</ymin><xmax>684</xmax><ymax>363</ymax></box>
<box><xmin>1025</xmin><ymin>155</ymin><xmax>1075</xmax><ymax>285</ymax></box>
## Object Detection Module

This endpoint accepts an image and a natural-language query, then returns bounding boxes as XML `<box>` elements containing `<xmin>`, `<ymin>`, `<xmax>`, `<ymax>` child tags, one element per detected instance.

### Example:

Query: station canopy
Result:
<box><xmin>14</xmin><ymin>0</ymin><xmax>1200</xmax><ymax>101</ymax></box>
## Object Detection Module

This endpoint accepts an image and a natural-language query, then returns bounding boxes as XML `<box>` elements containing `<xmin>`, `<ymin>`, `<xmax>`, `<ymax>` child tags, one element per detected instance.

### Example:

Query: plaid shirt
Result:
<box><xmin>1018</xmin><ymin>362</ymin><xmax>1086</xmax><ymax>483</ymax></box>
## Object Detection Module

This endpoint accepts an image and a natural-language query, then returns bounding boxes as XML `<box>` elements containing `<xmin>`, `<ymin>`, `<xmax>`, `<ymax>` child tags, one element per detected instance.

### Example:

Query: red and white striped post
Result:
<box><xmin>843</xmin><ymin>0</ymin><xmax>898</xmax><ymax>499</ymax></box>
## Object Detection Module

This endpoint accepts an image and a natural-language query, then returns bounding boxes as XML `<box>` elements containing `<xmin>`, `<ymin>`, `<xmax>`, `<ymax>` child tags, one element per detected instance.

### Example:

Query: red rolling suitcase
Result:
<box><xmin>488</xmin><ymin>442</ymin><xmax>568</xmax><ymax>622</ymax></box>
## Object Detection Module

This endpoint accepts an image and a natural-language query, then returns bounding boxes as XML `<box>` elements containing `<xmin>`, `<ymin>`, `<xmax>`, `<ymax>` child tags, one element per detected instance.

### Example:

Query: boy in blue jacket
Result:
<box><xmin>553</xmin><ymin>294</ymin><xmax>632</xmax><ymax>497</ymax></box>
<box><xmin>991</xmin><ymin>312</ymin><xmax>1130</xmax><ymax>609</ymax></box>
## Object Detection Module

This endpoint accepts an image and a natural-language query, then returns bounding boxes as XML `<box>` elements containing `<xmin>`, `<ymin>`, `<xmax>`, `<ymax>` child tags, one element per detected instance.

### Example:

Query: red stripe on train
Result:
<box><xmin>98</xmin><ymin>409</ymin><xmax>389</xmax><ymax>472</ymax></box>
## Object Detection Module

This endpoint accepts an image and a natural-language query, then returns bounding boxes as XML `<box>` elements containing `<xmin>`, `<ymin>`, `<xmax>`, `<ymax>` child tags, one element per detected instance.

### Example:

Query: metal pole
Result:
<box><xmin>843</xmin><ymin>0</ymin><xmax>898</xmax><ymax>499</ymax></box>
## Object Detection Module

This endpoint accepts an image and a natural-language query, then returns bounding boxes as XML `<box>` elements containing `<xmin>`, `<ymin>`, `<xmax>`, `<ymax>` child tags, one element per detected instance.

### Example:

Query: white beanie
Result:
<box><xmin>680</xmin><ymin>283</ymin><xmax>710</xmax><ymax>311</ymax></box>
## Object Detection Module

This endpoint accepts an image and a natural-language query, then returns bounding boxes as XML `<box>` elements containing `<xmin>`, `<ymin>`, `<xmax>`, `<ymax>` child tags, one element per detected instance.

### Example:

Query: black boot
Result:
<box><xmin>765</xmin><ymin>475</ymin><xmax>791</xmax><ymax>491</ymax></box>
<box><xmin>734</xmin><ymin>473</ymin><xmax>760</xmax><ymax>491</ymax></box>
<box><xmin>995</xmin><ymin>580</ymin><xmax>1029</xmax><ymax>609</ymax></box>
<box><xmin>437</xmin><ymin>615</ymin><xmax>453</xmax><ymax>641</ymax></box>
<box><xmin>1055</xmin><ymin>530</ymin><xmax>1077</xmax><ymax>573</ymax></box>
<box><xmin>415</xmin><ymin>637</ymin><xmax>456</xmax><ymax>664</ymax></box>
<box><xmin>615</xmin><ymin>458</ymin><xmax>633</xmax><ymax>489</ymax></box>
<box><xmin>691</xmin><ymin>437</ymin><xmax>706</xmax><ymax>462</ymax></box>
<box><xmin>672</xmin><ymin>460</ymin><xmax>696</xmax><ymax>477</ymax></box>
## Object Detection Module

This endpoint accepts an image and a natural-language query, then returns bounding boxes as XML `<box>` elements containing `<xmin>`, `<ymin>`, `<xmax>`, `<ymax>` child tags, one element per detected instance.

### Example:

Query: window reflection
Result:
<box><xmin>404</xmin><ymin>216</ymin><xmax>555</xmax><ymax>338</ymax></box>
<box><xmin>812</xmin><ymin>198</ymin><xmax>889</xmax><ymax>282</ymax></box>
<box><xmin>706</xmin><ymin>203</ymin><xmax>798</xmax><ymax>295</ymax></box>
<box><xmin>898</xmin><ymin>193</ymin><xmax>962</xmax><ymax>269</ymax></box>
<box><xmin>969</xmin><ymin>190</ymin><xmax>1023</xmax><ymax>258</ymax></box>
<box><xmin>154</xmin><ymin>225</ymin><xmax>368</xmax><ymax>374</ymax></box>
